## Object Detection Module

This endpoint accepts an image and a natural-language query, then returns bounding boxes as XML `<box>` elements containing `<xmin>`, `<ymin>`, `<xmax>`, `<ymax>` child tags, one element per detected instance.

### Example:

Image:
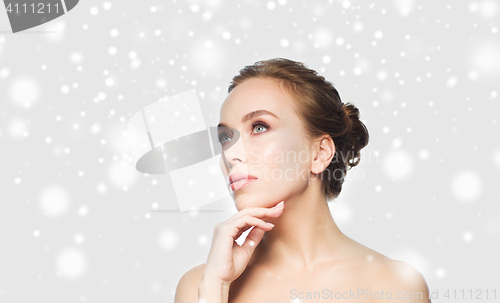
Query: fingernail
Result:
<box><xmin>267</xmin><ymin>222</ymin><xmax>275</xmax><ymax>227</ymax></box>
<box><xmin>275</xmin><ymin>201</ymin><xmax>284</xmax><ymax>209</ymax></box>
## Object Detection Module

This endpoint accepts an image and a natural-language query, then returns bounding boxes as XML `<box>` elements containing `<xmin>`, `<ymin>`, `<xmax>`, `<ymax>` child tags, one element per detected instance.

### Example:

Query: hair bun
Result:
<box><xmin>342</xmin><ymin>102</ymin><xmax>369</xmax><ymax>169</ymax></box>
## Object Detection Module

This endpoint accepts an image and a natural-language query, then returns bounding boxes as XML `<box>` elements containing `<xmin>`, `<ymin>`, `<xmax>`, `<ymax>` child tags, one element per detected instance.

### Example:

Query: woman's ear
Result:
<box><xmin>311</xmin><ymin>135</ymin><xmax>335</xmax><ymax>174</ymax></box>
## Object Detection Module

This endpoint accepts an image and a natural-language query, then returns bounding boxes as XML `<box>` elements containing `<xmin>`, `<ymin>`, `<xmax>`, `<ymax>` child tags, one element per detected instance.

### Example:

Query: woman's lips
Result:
<box><xmin>228</xmin><ymin>172</ymin><xmax>258</xmax><ymax>192</ymax></box>
<box><xmin>230</xmin><ymin>178</ymin><xmax>258</xmax><ymax>192</ymax></box>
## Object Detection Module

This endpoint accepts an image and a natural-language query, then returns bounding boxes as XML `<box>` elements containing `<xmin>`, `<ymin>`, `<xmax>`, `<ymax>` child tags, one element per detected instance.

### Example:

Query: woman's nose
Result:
<box><xmin>222</xmin><ymin>134</ymin><xmax>247</xmax><ymax>169</ymax></box>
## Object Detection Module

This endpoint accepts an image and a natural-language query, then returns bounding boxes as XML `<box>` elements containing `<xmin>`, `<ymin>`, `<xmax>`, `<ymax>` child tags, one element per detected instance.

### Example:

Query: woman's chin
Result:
<box><xmin>233</xmin><ymin>194</ymin><xmax>256</xmax><ymax>207</ymax></box>
<box><xmin>233</xmin><ymin>195</ymin><xmax>280</xmax><ymax>210</ymax></box>
<box><xmin>233</xmin><ymin>197</ymin><xmax>257</xmax><ymax>210</ymax></box>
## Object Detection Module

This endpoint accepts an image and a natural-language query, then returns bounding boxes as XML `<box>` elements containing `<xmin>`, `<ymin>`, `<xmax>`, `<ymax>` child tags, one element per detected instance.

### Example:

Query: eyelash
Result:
<box><xmin>218</xmin><ymin>121</ymin><xmax>269</xmax><ymax>145</ymax></box>
<box><xmin>251</xmin><ymin>121</ymin><xmax>269</xmax><ymax>134</ymax></box>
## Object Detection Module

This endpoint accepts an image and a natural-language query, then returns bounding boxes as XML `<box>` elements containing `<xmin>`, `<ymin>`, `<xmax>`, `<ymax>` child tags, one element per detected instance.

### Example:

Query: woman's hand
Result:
<box><xmin>201</xmin><ymin>201</ymin><xmax>285</xmax><ymax>287</ymax></box>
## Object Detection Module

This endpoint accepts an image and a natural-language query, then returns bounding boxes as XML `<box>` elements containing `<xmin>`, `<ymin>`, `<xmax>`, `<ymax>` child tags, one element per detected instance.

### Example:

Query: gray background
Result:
<box><xmin>1</xmin><ymin>0</ymin><xmax>499</xmax><ymax>302</ymax></box>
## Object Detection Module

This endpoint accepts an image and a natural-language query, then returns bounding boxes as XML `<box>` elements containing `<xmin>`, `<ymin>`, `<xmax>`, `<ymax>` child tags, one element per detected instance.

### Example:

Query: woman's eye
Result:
<box><xmin>252</xmin><ymin>123</ymin><xmax>268</xmax><ymax>134</ymax></box>
<box><xmin>218</xmin><ymin>134</ymin><xmax>231</xmax><ymax>145</ymax></box>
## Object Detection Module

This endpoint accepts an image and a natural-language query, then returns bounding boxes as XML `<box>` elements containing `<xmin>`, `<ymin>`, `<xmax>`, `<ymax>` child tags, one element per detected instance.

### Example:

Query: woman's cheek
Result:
<box><xmin>279</xmin><ymin>141</ymin><xmax>310</xmax><ymax>184</ymax></box>
<box><xmin>261</xmin><ymin>145</ymin><xmax>282</xmax><ymax>177</ymax></box>
<box><xmin>268</xmin><ymin>144</ymin><xmax>295</xmax><ymax>182</ymax></box>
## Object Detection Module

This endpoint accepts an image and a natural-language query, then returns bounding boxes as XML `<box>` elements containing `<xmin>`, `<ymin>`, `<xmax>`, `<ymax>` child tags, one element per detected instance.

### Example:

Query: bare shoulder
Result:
<box><xmin>174</xmin><ymin>263</ymin><xmax>206</xmax><ymax>303</ymax></box>
<box><xmin>366</xmin><ymin>259</ymin><xmax>430</xmax><ymax>303</ymax></box>
<box><xmin>341</xmin><ymin>234</ymin><xmax>391</xmax><ymax>261</ymax></box>
<box><xmin>339</xmin><ymin>236</ymin><xmax>430</xmax><ymax>302</ymax></box>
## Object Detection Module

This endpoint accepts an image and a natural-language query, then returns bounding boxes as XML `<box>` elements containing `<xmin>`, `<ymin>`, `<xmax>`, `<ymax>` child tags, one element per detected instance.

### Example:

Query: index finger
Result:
<box><xmin>230</xmin><ymin>200</ymin><xmax>285</xmax><ymax>221</ymax></box>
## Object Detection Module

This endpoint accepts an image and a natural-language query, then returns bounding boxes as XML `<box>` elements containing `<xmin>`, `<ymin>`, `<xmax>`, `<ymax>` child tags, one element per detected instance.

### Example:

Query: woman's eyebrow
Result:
<box><xmin>242</xmin><ymin>109</ymin><xmax>280</xmax><ymax>123</ymax></box>
<box><xmin>218</xmin><ymin>109</ymin><xmax>280</xmax><ymax>128</ymax></box>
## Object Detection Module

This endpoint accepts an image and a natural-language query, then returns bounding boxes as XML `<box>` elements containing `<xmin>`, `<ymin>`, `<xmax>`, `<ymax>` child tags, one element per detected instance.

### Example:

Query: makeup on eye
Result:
<box><xmin>217</xmin><ymin>121</ymin><xmax>269</xmax><ymax>146</ymax></box>
<box><xmin>251</xmin><ymin>120</ymin><xmax>269</xmax><ymax>134</ymax></box>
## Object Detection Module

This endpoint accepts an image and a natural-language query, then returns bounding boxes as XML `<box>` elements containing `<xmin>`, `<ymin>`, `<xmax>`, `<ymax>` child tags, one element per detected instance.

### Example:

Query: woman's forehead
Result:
<box><xmin>220</xmin><ymin>78</ymin><xmax>294</xmax><ymax>122</ymax></box>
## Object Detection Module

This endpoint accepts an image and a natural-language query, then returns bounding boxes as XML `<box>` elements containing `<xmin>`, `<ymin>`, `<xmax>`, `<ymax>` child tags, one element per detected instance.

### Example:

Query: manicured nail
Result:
<box><xmin>267</xmin><ymin>222</ymin><xmax>275</xmax><ymax>227</ymax></box>
<box><xmin>275</xmin><ymin>201</ymin><xmax>284</xmax><ymax>209</ymax></box>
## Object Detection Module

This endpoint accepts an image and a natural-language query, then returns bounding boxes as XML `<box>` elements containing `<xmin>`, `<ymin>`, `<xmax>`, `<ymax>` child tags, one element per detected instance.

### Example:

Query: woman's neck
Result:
<box><xmin>247</xmin><ymin>182</ymin><xmax>348</xmax><ymax>272</ymax></box>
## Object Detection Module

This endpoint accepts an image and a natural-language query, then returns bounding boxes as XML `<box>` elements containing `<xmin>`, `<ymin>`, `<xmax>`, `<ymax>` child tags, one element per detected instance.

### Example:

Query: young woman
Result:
<box><xmin>175</xmin><ymin>58</ymin><xmax>431</xmax><ymax>303</ymax></box>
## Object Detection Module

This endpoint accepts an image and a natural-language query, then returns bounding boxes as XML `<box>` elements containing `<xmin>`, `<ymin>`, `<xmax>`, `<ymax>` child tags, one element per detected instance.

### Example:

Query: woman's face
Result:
<box><xmin>218</xmin><ymin>77</ymin><xmax>313</xmax><ymax>210</ymax></box>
